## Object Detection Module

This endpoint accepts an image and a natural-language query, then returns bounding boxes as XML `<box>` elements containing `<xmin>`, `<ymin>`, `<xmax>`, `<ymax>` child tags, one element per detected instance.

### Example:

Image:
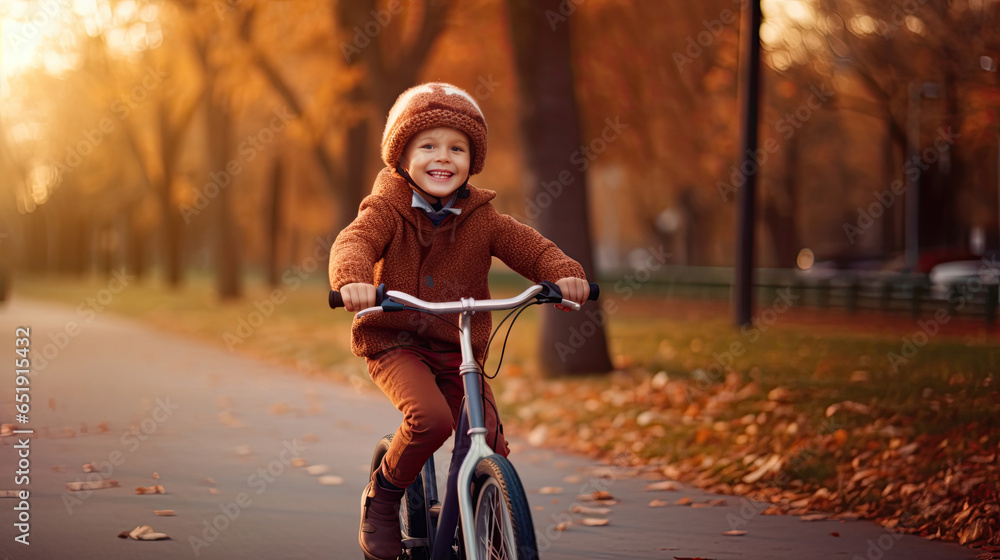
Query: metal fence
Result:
<box><xmin>596</xmin><ymin>266</ymin><xmax>999</xmax><ymax>326</ymax></box>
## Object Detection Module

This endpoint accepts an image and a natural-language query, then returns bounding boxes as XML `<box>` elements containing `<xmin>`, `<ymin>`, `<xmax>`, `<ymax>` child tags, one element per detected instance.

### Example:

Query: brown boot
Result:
<box><xmin>359</xmin><ymin>470</ymin><xmax>404</xmax><ymax>560</ymax></box>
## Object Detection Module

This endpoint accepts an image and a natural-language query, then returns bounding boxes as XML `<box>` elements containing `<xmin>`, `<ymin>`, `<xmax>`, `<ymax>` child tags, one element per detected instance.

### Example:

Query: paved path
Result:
<box><xmin>0</xmin><ymin>298</ymin><xmax>977</xmax><ymax>560</ymax></box>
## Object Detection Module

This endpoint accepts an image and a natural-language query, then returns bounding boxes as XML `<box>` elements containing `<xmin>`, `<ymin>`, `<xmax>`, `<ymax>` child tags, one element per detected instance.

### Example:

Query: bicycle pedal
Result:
<box><xmin>428</xmin><ymin>503</ymin><xmax>442</xmax><ymax>518</ymax></box>
<box><xmin>401</xmin><ymin>537</ymin><xmax>429</xmax><ymax>549</ymax></box>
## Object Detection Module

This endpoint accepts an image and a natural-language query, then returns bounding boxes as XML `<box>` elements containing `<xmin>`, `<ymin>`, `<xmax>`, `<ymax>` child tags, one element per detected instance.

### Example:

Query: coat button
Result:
<box><xmin>425</xmin><ymin>275</ymin><xmax>434</xmax><ymax>287</ymax></box>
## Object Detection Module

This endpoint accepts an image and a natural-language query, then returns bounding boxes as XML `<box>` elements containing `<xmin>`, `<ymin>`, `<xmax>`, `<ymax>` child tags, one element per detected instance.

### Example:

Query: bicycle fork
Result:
<box><xmin>442</xmin><ymin>306</ymin><xmax>494</xmax><ymax>560</ymax></box>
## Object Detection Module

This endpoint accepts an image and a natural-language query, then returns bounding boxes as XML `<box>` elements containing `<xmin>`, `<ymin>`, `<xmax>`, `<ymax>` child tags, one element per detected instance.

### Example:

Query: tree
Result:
<box><xmin>506</xmin><ymin>0</ymin><xmax>613</xmax><ymax>375</ymax></box>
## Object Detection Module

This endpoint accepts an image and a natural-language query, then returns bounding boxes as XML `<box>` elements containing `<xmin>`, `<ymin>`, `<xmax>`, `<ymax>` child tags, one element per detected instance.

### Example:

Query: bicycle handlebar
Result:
<box><xmin>328</xmin><ymin>282</ymin><xmax>599</xmax><ymax>313</ymax></box>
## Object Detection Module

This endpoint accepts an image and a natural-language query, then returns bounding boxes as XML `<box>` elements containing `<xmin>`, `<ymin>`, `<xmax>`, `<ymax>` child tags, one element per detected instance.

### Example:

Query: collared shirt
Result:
<box><xmin>411</xmin><ymin>191</ymin><xmax>462</xmax><ymax>226</ymax></box>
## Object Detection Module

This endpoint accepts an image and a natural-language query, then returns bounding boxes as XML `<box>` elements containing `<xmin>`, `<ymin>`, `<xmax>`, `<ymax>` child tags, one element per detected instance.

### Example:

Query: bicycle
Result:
<box><xmin>329</xmin><ymin>281</ymin><xmax>599</xmax><ymax>560</ymax></box>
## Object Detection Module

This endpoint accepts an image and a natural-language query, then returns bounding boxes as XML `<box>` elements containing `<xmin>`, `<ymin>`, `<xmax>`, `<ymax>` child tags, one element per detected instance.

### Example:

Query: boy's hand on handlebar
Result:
<box><xmin>555</xmin><ymin>277</ymin><xmax>590</xmax><ymax>311</ymax></box>
<box><xmin>340</xmin><ymin>283</ymin><xmax>377</xmax><ymax>312</ymax></box>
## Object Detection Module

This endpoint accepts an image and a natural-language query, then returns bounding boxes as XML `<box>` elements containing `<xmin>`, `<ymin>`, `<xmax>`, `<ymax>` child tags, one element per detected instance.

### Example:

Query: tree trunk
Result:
<box><xmin>507</xmin><ymin>0</ymin><xmax>612</xmax><ymax>375</ymax></box>
<box><xmin>158</xmin><ymin>102</ymin><xmax>184</xmax><ymax>288</ymax></box>
<box><xmin>266</xmin><ymin>156</ymin><xmax>284</xmax><ymax>287</ymax></box>
<box><xmin>127</xmin><ymin>206</ymin><xmax>147</xmax><ymax>281</ymax></box>
<box><xmin>208</xmin><ymin>94</ymin><xmax>241</xmax><ymax>300</ymax></box>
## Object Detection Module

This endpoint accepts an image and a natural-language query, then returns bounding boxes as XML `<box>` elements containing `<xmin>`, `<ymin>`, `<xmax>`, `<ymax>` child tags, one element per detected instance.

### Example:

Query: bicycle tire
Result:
<box><xmin>368</xmin><ymin>434</ymin><xmax>432</xmax><ymax>560</ymax></box>
<box><xmin>468</xmin><ymin>454</ymin><xmax>539</xmax><ymax>560</ymax></box>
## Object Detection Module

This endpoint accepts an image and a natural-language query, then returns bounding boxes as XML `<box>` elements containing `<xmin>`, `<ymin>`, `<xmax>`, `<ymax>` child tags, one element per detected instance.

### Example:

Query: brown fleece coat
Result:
<box><xmin>329</xmin><ymin>168</ymin><xmax>585</xmax><ymax>361</ymax></box>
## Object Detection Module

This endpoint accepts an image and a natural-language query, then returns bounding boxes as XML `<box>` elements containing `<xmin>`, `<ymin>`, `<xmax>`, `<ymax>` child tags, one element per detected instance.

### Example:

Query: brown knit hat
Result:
<box><xmin>381</xmin><ymin>82</ymin><xmax>488</xmax><ymax>176</ymax></box>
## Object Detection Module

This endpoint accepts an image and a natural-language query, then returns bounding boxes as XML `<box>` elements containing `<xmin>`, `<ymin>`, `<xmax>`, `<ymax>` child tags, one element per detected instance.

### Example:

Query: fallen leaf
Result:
<box><xmin>268</xmin><ymin>402</ymin><xmax>291</xmax><ymax>415</ymax></box>
<box><xmin>218</xmin><ymin>411</ymin><xmax>244</xmax><ymax>428</ymax></box>
<box><xmin>302</xmin><ymin>433</ymin><xmax>320</xmax><ymax>443</ymax></box>
<box><xmin>649</xmin><ymin>499</ymin><xmax>669</xmax><ymax>507</ymax></box>
<box><xmin>154</xmin><ymin>510</ymin><xmax>175</xmax><ymax>516</ymax></box>
<box><xmin>208</xmin><ymin>488</ymin><xmax>219</xmax><ymax>494</ymax></box>
<box><xmin>577</xmin><ymin>491</ymin><xmax>614</xmax><ymax>502</ymax></box>
<box><xmin>743</xmin><ymin>454</ymin><xmax>782</xmax><ymax>484</ymax></box>
<box><xmin>555</xmin><ymin>521</ymin><xmax>571</xmax><ymax>531</ymax></box>
<box><xmin>722</xmin><ymin>530</ymin><xmax>747</xmax><ymax>536</ymax></box>
<box><xmin>82</xmin><ymin>464</ymin><xmax>95</xmax><ymax>473</ymax></box>
<box><xmin>127</xmin><ymin>525</ymin><xmax>170</xmax><ymax>541</ymax></box>
<box><xmin>767</xmin><ymin>387</ymin><xmax>792</xmax><ymax>402</ymax></box>
<box><xmin>291</xmin><ymin>458</ymin><xmax>307</xmax><ymax>468</ymax></box>
<box><xmin>67</xmin><ymin>480</ymin><xmax>119</xmax><ymax>491</ymax></box>
<box><xmin>539</xmin><ymin>486</ymin><xmax>563</xmax><ymax>495</ymax></box>
<box><xmin>580</xmin><ymin>518</ymin><xmax>609</xmax><ymax>526</ymax></box>
<box><xmin>305</xmin><ymin>465</ymin><xmax>329</xmax><ymax>476</ymax></box>
<box><xmin>134</xmin><ymin>485</ymin><xmax>166</xmax><ymax>495</ymax></box>
<box><xmin>318</xmin><ymin>475</ymin><xmax>344</xmax><ymax>486</ymax></box>
<box><xmin>801</xmin><ymin>514</ymin><xmax>829</xmax><ymax>521</ymax></box>
<box><xmin>235</xmin><ymin>445</ymin><xmax>252</xmax><ymax>457</ymax></box>
<box><xmin>571</xmin><ymin>505</ymin><xmax>611</xmax><ymax>515</ymax></box>
<box><xmin>674</xmin><ymin>497</ymin><xmax>693</xmax><ymax>506</ymax></box>
<box><xmin>152</xmin><ymin>472</ymin><xmax>160</xmax><ymax>480</ymax></box>
<box><xmin>645</xmin><ymin>481</ymin><xmax>679</xmax><ymax>491</ymax></box>
<box><xmin>831</xmin><ymin>532</ymin><xmax>840</xmax><ymax>537</ymax></box>
<box><xmin>833</xmin><ymin>429</ymin><xmax>848</xmax><ymax>447</ymax></box>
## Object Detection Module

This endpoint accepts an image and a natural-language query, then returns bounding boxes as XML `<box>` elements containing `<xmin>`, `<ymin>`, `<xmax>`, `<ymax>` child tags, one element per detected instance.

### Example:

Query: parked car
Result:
<box><xmin>928</xmin><ymin>257</ymin><xmax>999</xmax><ymax>300</ymax></box>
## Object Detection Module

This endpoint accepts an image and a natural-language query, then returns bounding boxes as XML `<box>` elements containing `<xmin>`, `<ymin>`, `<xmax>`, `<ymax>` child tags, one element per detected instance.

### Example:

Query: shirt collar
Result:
<box><xmin>411</xmin><ymin>191</ymin><xmax>462</xmax><ymax>216</ymax></box>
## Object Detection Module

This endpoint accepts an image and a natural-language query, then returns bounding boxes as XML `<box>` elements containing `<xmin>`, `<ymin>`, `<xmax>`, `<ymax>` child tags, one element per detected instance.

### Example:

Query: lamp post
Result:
<box><xmin>734</xmin><ymin>0</ymin><xmax>762</xmax><ymax>327</ymax></box>
<box><xmin>904</xmin><ymin>81</ymin><xmax>941</xmax><ymax>272</ymax></box>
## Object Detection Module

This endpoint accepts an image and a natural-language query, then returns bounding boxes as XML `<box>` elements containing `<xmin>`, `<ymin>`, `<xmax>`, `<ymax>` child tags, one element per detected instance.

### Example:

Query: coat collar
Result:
<box><xmin>370</xmin><ymin>167</ymin><xmax>496</xmax><ymax>231</ymax></box>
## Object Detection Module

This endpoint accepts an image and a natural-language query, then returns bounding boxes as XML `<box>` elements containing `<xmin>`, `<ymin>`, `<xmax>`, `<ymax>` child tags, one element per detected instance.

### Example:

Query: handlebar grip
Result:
<box><xmin>329</xmin><ymin>290</ymin><xmax>344</xmax><ymax>309</ymax></box>
<box><xmin>588</xmin><ymin>283</ymin><xmax>600</xmax><ymax>301</ymax></box>
<box><xmin>328</xmin><ymin>283</ymin><xmax>387</xmax><ymax>310</ymax></box>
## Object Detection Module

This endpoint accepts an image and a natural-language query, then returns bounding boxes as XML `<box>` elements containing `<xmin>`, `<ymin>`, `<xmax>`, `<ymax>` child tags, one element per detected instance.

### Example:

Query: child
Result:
<box><xmin>328</xmin><ymin>82</ymin><xmax>589</xmax><ymax>560</ymax></box>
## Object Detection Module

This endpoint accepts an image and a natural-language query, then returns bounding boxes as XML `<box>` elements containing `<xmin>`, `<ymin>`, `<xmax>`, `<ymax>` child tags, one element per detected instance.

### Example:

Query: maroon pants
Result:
<box><xmin>366</xmin><ymin>339</ymin><xmax>510</xmax><ymax>488</ymax></box>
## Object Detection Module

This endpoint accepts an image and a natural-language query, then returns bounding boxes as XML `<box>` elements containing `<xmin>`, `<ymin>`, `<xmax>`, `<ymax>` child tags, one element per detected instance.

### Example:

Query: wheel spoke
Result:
<box><xmin>476</xmin><ymin>482</ymin><xmax>515</xmax><ymax>560</ymax></box>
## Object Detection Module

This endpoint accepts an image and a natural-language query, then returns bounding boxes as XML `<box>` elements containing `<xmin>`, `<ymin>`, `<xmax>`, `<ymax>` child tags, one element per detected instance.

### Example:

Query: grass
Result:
<box><xmin>12</xmin><ymin>270</ymin><xmax>1000</xmax><ymax>473</ymax></box>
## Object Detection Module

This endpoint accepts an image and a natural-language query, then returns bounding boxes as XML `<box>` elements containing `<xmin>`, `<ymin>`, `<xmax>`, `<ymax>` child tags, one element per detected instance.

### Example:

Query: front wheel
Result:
<box><xmin>470</xmin><ymin>455</ymin><xmax>539</xmax><ymax>560</ymax></box>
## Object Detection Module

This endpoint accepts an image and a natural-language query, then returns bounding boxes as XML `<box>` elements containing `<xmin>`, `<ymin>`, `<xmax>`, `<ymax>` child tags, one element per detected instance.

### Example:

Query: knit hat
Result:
<box><xmin>381</xmin><ymin>82</ymin><xmax>488</xmax><ymax>176</ymax></box>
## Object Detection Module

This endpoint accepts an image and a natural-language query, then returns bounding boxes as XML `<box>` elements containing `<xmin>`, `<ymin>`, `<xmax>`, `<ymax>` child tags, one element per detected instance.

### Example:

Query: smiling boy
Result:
<box><xmin>328</xmin><ymin>82</ymin><xmax>589</xmax><ymax>560</ymax></box>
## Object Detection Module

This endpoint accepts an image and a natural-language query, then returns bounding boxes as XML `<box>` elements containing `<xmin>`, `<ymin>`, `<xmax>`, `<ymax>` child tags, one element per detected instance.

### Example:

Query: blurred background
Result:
<box><xmin>2</xmin><ymin>2</ymin><xmax>999</xmax><ymax>550</ymax></box>
<box><xmin>2</xmin><ymin>0</ymin><xmax>999</xmax><ymax>301</ymax></box>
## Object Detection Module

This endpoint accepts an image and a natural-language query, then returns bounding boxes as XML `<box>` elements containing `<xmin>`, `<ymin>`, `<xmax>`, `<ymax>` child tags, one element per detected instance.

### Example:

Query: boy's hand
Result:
<box><xmin>340</xmin><ymin>283</ymin><xmax>377</xmax><ymax>312</ymax></box>
<box><xmin>554</xmin><ymin>277</ymin><xmax>590</xmax><ymax>311</ymax></box>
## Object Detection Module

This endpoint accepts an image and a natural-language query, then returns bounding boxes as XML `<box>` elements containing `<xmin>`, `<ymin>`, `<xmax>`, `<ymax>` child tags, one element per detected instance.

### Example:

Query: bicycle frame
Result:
<box><xmin>356</xmin><ymin>285</ymin><xmax>581</xmax><ymax>560</ymax></box>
